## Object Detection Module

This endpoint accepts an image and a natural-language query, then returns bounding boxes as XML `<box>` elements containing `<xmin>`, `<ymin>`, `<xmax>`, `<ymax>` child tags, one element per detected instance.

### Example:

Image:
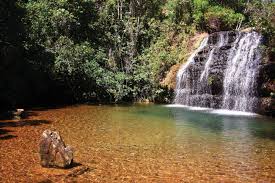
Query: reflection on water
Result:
<box><xmin>1</xmin><ymin>104</ymin><xmax>274</xmax><ymax>182</ymax></box>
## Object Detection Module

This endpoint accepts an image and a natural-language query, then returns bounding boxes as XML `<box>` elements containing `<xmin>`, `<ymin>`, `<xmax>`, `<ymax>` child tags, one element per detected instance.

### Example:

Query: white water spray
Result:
<box><xmin>175</xmin><ymin>31</ymin><xmax>262</xmax><ymax>112</ymax></box>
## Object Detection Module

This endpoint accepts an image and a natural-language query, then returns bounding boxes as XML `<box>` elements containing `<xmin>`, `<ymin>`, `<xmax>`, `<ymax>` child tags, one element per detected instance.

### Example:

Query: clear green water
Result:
<box><xmin>43</xmin><ymin>104</ymin><xmax>275</xmax><ymax>182</ymax></box>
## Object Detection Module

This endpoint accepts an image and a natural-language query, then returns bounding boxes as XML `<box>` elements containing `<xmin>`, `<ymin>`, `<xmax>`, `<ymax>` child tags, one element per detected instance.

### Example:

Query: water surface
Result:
<box><xmin>0</xmin><ymin>104</ymin><xmax>274</xmax><ymax>182</ymax></box>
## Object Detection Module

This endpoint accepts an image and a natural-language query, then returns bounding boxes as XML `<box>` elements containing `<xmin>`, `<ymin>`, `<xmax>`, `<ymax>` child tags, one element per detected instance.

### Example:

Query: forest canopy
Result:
<box><xmin>0</xmin><ymin>0</ymin><xmax>274</xmax><ymax>109</ymax></box>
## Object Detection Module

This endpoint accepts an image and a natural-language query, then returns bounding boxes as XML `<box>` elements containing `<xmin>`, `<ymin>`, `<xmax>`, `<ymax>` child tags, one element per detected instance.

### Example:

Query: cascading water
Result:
<box><xmin>174</xmin><ymin>31</ymin><xmax>262</xmax><ymax>112</ymax></box>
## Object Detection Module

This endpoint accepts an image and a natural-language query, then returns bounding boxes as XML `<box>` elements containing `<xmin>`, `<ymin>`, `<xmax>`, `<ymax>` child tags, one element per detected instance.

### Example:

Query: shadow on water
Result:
<box><xmin>66</xmin><ymin>162</ymin><xmax>82</xmax><ymax>169</ymax></box>
<box><xmin>247</xmin><ymin>120</ymin><xmax>275</xmax><ymax>140</ymax></box>
<box><xmin>251</xmin><ymin>128</ymin><xmax>275</xmax><ymax>140</ymax></box>
<box><xmin>0</xmin><ymin>119</ymin><xmax>51</xmax><ymax>140</ymax></box>
<box><xmin>0</xmin><ymin>128</ymin><xmax>17</xmax><ymax>140</ymax></box>
<box><xmin>30</xmin><ymin>104</ymin><xmax>72</xmax><ymax>112</ymax></box>
<box><xmin>0</xmin><ymin>110</ymin><xmax>39</xmax><ymax>120</ymax></box>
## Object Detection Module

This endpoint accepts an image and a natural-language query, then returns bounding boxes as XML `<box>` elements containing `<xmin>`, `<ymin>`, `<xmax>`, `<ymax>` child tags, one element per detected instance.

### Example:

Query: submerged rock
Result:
<box><xmin>39</xmin><ymin>130</ymin><xmax>73</xmax><ymax>168</ymax></box>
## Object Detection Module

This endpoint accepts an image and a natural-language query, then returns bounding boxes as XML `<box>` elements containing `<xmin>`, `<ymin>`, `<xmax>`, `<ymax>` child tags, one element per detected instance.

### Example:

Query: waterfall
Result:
<box><xmin>174</xmin><ymin>31</ymin><xmax>262</xmax><ymax>112</ymax></box>
<box><xmin>222</xmin><ymin>32</ymin><xmax>262</xmax><ymax>111</ymax></box>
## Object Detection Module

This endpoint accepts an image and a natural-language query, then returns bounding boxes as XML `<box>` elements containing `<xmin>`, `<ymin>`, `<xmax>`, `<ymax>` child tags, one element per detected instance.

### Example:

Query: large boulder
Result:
<box><xmin>39</xmin><ymin>130</ymin><xmax>73</xmax><ymax>168</ymax></box>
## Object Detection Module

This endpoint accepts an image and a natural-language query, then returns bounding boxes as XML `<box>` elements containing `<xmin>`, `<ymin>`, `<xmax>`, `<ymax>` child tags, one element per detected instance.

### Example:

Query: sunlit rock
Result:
<box><xmin>39</xmin><ymin>130</ymin><xmax>73</xmax><ymax>168</ymax></box>
<box><xmin>12</xmin><ymin>109</ymin><xmax>24</xmax><ymax>120</ymax></box>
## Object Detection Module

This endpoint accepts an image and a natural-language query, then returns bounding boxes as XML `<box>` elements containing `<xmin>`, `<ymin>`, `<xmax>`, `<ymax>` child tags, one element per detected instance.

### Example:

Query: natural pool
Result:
<box><xmin>0</xmin><ymin>104</ymin><xmax>275</xmax><ymax>182</ymax></box>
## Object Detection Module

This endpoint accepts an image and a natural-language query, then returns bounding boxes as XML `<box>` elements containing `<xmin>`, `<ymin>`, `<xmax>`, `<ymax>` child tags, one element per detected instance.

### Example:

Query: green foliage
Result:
<box><xmin>24</xmin><ymin>0</ymin><xmax>76</xmax><ymax>47</ymax></box>
<box><xmin>246</xmin><ymin>1</ymin><xmax>275</xmax><ymax>54</ymax></box>
<box><xmin>142</xmin><ymin>35</ymin><xmax>175</xmax><ymax>81</ymax></box>
<box><xmin>192</xmin><ymin>0</ymin><xmax>246</xmax><ymax>31</ymax></box>
<box><xmin>140</xmin><ymin>32</ymin><xmax>188</xmax><ymax>83</ymax></box>
<box><xmin>204</xmin><ymin>6</ymin><xmax>244</xmax><ymax>32</ymax></box>
<box><xmin>192</xmin><ymin>0</ymin><xmax>210</xmax><ymax>28</ymax></box>
<box><xmin>1</xmin><ymin>0</ymin><xmax>273</xmax><ymax>108</ymax></box>
<box><xmin>207</xmin><ymin>76</ymin><xmax>215</xmax><ymax>85</ymax></box>
<box><xmin>163</xmin><ymin>0</ymin><xmax>192</xmax><ymax>25</ymax></box>
<box><xmin>209</xmin><ymin>0</ymin><xmax>246</xmax><ymax>11</ymax></box>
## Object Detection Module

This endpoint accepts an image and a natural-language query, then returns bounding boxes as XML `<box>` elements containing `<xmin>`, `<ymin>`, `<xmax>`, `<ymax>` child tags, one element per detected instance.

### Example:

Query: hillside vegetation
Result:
<box><xmin>0</xmin><ymin>0</ymin><xmax>274</xmax><ymax>109</ymax></box>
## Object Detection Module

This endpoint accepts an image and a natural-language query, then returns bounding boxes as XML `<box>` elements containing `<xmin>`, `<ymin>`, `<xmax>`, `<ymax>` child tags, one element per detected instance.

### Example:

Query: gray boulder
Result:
<box><xmin>39</xmin><ymin>130</ymin><xmax>73</xmax><ymax>168</ymax></box>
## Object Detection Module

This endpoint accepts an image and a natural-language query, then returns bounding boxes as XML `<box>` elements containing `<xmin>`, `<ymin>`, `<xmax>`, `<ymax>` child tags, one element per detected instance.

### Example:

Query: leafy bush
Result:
<box><xmin>192</xmin><ymin>0</ymin><xmax>210</xmax><ymax>29</ymax></box>
<box><xmin>246</xmin><ymin>1</ymin><xmax>275</xmax><ymax>56</ymax></box>
<box><xmin>204</xmin><ymin>6</ymin><xmax>244</xmax><ymax>32</ymax></box>
<box><xmin>209</xmin><ymin>0</ymin><xmax>246</xmax><ymax>12</ymax></box>
<box><xmin>163</xmin><ymin>0</ymin><xmax>192</xmax><ymax>25</ymax></box>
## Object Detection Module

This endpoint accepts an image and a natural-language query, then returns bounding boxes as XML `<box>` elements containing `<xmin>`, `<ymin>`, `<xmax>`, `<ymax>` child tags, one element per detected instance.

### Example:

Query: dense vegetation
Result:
<box><xmin>0</xmin><ymin>0</ymin><xmax>274</xmax><ymax>110</ymax></box>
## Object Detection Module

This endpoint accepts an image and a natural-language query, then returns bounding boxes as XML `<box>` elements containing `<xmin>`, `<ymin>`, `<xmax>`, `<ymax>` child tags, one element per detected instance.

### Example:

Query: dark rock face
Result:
<box><xmin>206</xmin><ymin>17</ymin><xmax>221</xmax><ymax>33</ymax></box>
<box><xmin>258</xmin><ymin>98</ymin><xmax>275</xmax><ymax>116</ymax></box>
<box><xmin>39</xmin><ymin>130</ymin><xmax>73</xmax><ymax>168</ymax></box>
<box><xmin>257</xmin><ymin>62</ymin><xmax>275</xmax><ymax>116</ymax></box>
<box><xmin>175</xmin><ymin>31</ymin><xmax>237</xmax><ymax>109</ymax></box>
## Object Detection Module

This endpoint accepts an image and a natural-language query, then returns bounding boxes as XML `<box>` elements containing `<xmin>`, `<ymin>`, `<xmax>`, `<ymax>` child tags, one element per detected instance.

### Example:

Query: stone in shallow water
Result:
<box><xmin>39</xmin><ymin>129</ymin><xmax>73</xmax><ymax>168</ymax></box>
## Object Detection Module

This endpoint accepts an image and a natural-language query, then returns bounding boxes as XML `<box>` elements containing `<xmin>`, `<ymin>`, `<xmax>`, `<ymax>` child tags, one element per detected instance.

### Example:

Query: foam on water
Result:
<box><xmin>209</xmin><ymin>109</ymin><xmax>258</xmax><ymax>116</ymax></box>
<box><xmin>166</xmin><ymin>104</ymin><xmax>259</xmax><ymax>117</ymax></box>
<box><xmin>166</xmin><ymin>104</ymin><xmax>210</xmax><ymax>111</ymax></box>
